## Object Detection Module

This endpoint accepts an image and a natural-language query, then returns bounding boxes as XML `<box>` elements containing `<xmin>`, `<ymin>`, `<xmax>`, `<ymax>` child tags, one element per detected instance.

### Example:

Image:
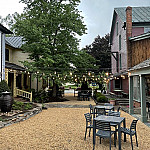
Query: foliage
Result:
<box><xmin>84</xmin><ymin>34</ymin><xmax>111</xmax><ymax>73</ymax></box>
<box><xmin>94</xmin><ymin>92</ymin><xmax>108</xmax><ymax>103</ymax></box>
<box><xmin>3</xmin><ymin>0</ymin><xmax>97</xmax><ymax>96</ymax></box>
<box><xmin>32</xmin><ymin>90</ymin><xmax>48</xmax><ymax>103</ymax></box>
<box><xmin>97</xmin><ymin>95</ymin><xmax>108</xmax><ymax>103</ymax></box>
<box><xmin>0</xmin><ymin>80</ymin><xmax>10</xmax><ymax>97</ymax></box>
<box><xmin>12</xmin><ymin>100</ymin><xmax>32</xmax><ymax>110</ymax></box>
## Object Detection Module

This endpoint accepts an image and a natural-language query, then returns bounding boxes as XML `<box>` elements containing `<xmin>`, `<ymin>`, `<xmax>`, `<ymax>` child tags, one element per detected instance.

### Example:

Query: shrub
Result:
<box><xmin>0</xmin><ymin>80</ymin><xmax>10</xmax><ymax>97</ymax></box>
<box><xmin>12</xmin><ymin>100</ymin><xmax>33</xmax><ymax>110</ymax></box>
<box><xmin>97</xmin><ymin>95</ymin><xmax>108</xmax><ymax>103</ymax></box>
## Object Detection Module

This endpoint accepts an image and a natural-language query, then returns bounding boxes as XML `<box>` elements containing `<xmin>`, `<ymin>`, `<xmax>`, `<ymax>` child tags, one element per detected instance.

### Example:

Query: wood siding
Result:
<box><xmin>131</xmin><ymin>38</ymin><xmax>150</xmax><ymax>67</ymax></box>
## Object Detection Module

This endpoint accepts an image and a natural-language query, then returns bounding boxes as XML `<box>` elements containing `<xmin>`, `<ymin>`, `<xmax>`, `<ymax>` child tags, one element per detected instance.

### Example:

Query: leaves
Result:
<box><xmin>3</xmin><ymin>0</ymin><xmax>96</xmax><ymax>84</ymax></box>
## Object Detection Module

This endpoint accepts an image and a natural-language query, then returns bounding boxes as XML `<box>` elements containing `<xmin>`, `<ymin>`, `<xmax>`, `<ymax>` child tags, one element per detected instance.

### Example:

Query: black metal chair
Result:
<box><xmin>94</xmin><ymin>120</ymin><xmax>116</xmax><ymax>150</ymax></box>
<box><xmin>121</xmin><ymin>119</ymin><xmax>138</xmax><ymax>150</ymax></box>
<box><xmin>84</xmin><ymin>113</ymin><xmax>93</xmax><ymax>140</ymax></box>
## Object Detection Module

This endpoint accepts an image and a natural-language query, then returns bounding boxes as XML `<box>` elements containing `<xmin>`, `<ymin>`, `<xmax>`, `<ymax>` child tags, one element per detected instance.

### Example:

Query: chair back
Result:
<box><xmin>95</xmin><ymin>108</ymin><xmax>106</xmax><ymax>116</ymax></box>
<box><xmin>104</xmin><ymin>103</ymin><xmax>113</xmax><ymax>106</ymax></box>
<box><xmin>130</xmin><ymin>119</ymin><xmax>138</xmax><ymax>131</ymax></box>
<box><xmin>108</xmin><ymin>111</ymin><xmax>120</xmax><ymax>117</ymax></box>
<box><xmin>84</xmin><ymin>113</ymin><xmax>92</xmax><ymax>124</ymax></box>
<box><xmin>95</xmin><ymin>120</ymin><xmax>111</xmax><ymax>131</ymax></box>
<box><xmin>117</xmin><ymin>106</ymin><xmax>121</xmax><ymax>112</ymax></box>
<box><xmin>89</xmin><ymin>104</ymin><xmax>93</xmax><ymax>114</ymax></box>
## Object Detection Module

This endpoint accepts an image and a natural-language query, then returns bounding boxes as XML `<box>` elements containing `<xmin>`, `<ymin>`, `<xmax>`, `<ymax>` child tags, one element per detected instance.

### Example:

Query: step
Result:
<box><xmin>119</xmin><ymin>103</ymin><xmax>129</xmax><ymax>106</ymax></box>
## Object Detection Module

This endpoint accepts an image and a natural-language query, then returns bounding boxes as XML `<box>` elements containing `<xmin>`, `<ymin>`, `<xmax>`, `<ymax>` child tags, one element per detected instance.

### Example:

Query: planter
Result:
<box><xmin>109</xmin><ymin>99</ymin><xmax>116</xmax><ymax>106</ymax></box>
<box><xmin>0</xmin><ymin>91</ymin><xmax>13</xmax><ymax>112</ymax></box>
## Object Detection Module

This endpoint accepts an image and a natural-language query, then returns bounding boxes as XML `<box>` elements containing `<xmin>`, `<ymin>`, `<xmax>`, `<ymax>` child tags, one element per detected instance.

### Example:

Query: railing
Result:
<box><xmin>16</xmin><ymin>88</ymin><xmax>32</xmax><ymax>102</ymax></box>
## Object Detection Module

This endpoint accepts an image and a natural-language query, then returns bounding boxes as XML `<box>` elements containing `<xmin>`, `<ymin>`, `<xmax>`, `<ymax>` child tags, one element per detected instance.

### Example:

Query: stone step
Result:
<box><xmin>119</xmin><ymin>103</ymin><xmax>129</xmax><ymax>106</ymax></box>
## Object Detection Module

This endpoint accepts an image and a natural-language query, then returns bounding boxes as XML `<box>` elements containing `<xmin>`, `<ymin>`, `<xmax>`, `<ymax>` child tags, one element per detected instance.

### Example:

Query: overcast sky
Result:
<box><xmin>0</xmin><ymin>0</ymin><xmax>150</xmax><ymax>49</ymax></box>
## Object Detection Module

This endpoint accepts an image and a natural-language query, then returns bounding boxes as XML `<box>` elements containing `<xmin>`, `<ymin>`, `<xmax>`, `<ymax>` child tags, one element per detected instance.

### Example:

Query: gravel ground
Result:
<box><xmin>0</xmin><ymin>94</ymin><xmax>149</xmax><ymax>150</ymax></box>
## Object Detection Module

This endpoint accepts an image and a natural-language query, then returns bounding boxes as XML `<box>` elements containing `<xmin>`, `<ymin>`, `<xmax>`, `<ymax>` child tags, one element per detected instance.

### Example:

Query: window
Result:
<box><xmin>119</xmin><ymin>54</ymin><xmax>122</xmax><ymax>70</ymax></box>
<box><xmin>119</xmin><ymin>35</ymin><xmax>121</xmax><ymax>50</ymax></box>
<box><xmin>116</xmin><ymin>22</ymin><xmax>118</xmax><ymax>35</ymax></box>
<box><xmin>5</xmin><ymin>49</ymin><xmax>9</xmax><ymax>61</ymax></box>
<box><xmin>115</xmin><ymin>78</ymin><xmax>121</xmax><ymax>89</ymax></box>
<box><xmin>144</xmin><ymin>27</ymin><xmax>150</xmax><ymax>33</ymax></box>
<box><xmin>133</xmin><ymin>76</ymin><xmax>140</xmax><ymax>102</ymax></box>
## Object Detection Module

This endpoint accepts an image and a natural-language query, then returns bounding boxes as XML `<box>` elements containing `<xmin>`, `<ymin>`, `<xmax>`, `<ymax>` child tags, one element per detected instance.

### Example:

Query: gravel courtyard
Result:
<box><xmin>0</xmin><ymin>94</ymin><xmax>150</xmax><ymax>150</ymax></box>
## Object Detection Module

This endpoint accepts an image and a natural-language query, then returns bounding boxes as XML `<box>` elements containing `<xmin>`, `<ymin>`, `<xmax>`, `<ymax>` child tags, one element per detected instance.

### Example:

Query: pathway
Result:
<box><xmin>0</xmin><ymin>94</ymin><xmax>149</xmax><ymax>149</ymax></box>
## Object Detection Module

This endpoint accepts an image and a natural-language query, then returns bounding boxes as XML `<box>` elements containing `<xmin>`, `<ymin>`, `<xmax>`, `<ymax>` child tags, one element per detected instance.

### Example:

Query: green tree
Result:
<box><xmin>4</xmin><ymin>0</ymin><xmax>96</xmax><ymax>96</ymax></box>
<box><xmin>84</xmin><ymin>34</ymin><xmax>111</xmax><ymax>73</ymax></box>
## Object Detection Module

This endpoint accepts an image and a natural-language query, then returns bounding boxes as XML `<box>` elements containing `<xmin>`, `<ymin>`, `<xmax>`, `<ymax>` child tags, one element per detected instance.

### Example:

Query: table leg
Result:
<box><xmin>123</xmin><ymin>118</ymin><xmax>126</xmax><ymax>142</ymax></box>
<box><xmin>93</xmin><ymin>120</ymin><xmax>96</xmax><ymax>150</ymax></box>
<box><xmin>118</xmin><ymin>124</ymin><xmax>121</xmax><ymax>150</ymax></box>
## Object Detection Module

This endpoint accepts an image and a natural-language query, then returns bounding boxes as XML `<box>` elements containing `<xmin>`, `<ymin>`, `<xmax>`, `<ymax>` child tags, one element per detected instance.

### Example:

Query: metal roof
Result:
<box><xmin>5</xmin><ymin>62</ymin><xmax>25</xmax><ymax>71</ymax></box>
<box><xmin>110</xmin><ymin>7</ymin><xmax>150</xmax><ymax>44</ymax></box>
<box><xmin>0</xmin><ymin>24</ymin><xmax>12</xmax><ymax>34</ymax></box>
<box><xmin>130</xmin><ymin>31</ymin><xmax>150</xmax><ymax>41</ymax></box>
<box><xmin>115</xmin><ymin>7</ymin><xmax>150</xmax><ymax>23</ymax></box>
<box><xmin>5</xmin><ymin>36</ymin><xmax>24</xmax><ymax>49</ymax></box>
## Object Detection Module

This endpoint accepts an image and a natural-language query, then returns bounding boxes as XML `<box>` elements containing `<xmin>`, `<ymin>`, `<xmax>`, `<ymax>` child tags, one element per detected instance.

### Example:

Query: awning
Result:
<box><xmin>5</xmin><ymin>62</ymin><xmax>25</xmax><ymax>71</ymax></box>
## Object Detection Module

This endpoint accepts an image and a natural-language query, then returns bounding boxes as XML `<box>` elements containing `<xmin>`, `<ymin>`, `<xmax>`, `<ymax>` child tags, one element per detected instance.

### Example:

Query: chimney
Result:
<box><xmin>126</xmin><ymin>6</ymin><xmax>132</xmax><ymax>68</ymax></box>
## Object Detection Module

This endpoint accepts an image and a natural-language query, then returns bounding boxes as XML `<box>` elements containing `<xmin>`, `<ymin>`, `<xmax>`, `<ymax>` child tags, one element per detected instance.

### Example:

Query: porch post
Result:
<box><xmin>129</xmin><ymin>76</ymin><xmax>134</xmax><ymax>114</ymax></box>
<box><xmin>5</xmin><ymin>69</ymin><xmax>8</xmax><ymax>84</ymax></box>
<box><xmin>21</xmin><ymin>73</ymin><xmax>24</xmax><ymax>90</ymax></box>
<box><xmin>13</xmin><ymin>70</ymin><xmax>17</xmax><ymax>97</ymax></box>
<box><xmin>140</xmin><ymin>75</ymin><xmax>147</xmax><ymax>123</ymax></box>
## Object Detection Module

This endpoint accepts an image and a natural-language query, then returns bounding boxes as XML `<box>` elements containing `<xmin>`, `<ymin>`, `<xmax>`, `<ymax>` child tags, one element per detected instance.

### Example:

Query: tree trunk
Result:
<box><xmin>52</xmin><ymin>81</ymin><xmax>59</xmax><ymax>97</ymax></box>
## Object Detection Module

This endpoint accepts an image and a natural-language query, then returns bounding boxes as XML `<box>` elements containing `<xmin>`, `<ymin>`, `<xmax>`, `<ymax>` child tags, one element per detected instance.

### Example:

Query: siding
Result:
<box><xmin>131</xmin><ymin>38</ymin><xmax>150</xmax><ymax>67</ymax></box>
<box><xmin>111</xmin><ymin>14</ymin><xmax>127</xmax><ymax>74</ymax></box>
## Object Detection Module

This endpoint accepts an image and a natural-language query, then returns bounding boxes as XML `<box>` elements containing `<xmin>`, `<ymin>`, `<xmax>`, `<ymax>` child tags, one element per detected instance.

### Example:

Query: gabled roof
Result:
<box><xmin>115</xmin><ymin>7</ymin><xmax>150</xmax><ymax>23</ymax></box>
<box><xmin>110</xmin><ymin>6</ymin><xmax>150</xmax><ymax>44</ymax></box>
<box><xmin>0</xmin><ymin>24</ymin><xmax>12</xmax><ymax>34</ymax></box>
<box><xmin>6</xmin><ymin>36</ymin><xmax>24</xmax><ymax>49</ymax></box>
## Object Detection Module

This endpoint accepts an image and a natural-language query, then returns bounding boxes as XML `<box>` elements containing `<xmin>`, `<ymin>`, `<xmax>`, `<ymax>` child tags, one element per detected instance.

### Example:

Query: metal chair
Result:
<box><xmin>117</xmin><ymin>106</ymin><xmax>121</xmax><ymax>112</ymax></box>
<box><xmin>95</xmin><ymin>108</ymin><xmax>106</xmax><ymax>117</ymax></box>
<box><xmin>121</xmin><ymin>119</ymin><xmax>138</xmax><ymax>150</ymax></box>
<box><xmin>104</xmin><ymin>103</ymin><xmax>113</xmax><ymax>106</ymax></box>
<box><xmin>84</xmin><ymin>113</ymin><xmax>93</xmax><ymax>140</ymax></box>
<box><xmin>89</xmin><ymin>104</ymin><xmax>94</xmax><ymax>115</ymax></box>
<box><xmin>108</xmin><ymin>111</ymin><xmax>121</xmax><ymax>138</ymax></box>
<box><xmin>94</xmin><ymin>120</ymin><xmax>116</xmax><ymax>150</ymax></box>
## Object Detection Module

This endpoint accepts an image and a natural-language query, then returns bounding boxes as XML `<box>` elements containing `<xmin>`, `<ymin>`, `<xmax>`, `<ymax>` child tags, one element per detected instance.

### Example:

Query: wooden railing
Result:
<box><xmin>16</xmin><ymin>88</ymin><xmax>32</xmax><ymax>102</ymax></box>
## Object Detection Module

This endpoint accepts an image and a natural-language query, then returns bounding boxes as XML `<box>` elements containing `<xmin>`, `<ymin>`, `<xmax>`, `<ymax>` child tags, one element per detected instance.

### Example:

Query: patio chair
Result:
<box><xmin>117</xmin><ymin>106</ymin><xmax>121</xmax><ymax>112</ymax></box>
<box><xmin>94</xmin><ymin>120</ymin><xmax>116</xmax><ymax>150</ymax></box>
<box><xmin>89</xmin><ymin>104</ymin><xmax>94</xmax><ymax>115</ymax></box>
<box><xmin>104</xmin><ymin>103</ymin><xmax>113</xmax><ymax>106</ymax></box>
<box><xmin>108</xmin><ymin>111</ymin><xmax>121</xmax><ymax>138</ymax></box>
<box><xmin>121</xmin><ymin>119</ymin><xmax>138</xmax><ymax>150</ymax></box>
<box><xmin>95</xmin><ymin>108</ymin><xmax>106</xmax><ymax>117</ymax></box>
<box><xmin>84</xmin><ymin>113</ymin><xmax>93</xmax><ymax>140</ymax></box>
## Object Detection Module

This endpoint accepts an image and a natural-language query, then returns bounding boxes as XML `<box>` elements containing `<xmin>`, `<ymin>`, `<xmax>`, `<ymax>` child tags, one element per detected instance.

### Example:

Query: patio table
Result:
<box><xmin>93</xmin><ymin>115</ymin><xmax>126</xmax><ymax>150</ymax></box>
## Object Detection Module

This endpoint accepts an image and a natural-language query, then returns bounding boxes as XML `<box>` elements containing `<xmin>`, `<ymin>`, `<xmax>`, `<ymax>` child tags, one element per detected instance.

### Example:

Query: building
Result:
<box><xmin>5</xmin><ymin>36</ymin><xmax>45</xmax><ymax>100</ymax></box>
<box><xmin>0</xmin><ymin>24</ymin><xmax>12</xmax><ymax>82</ymax></box>
<box><xmin>108</xmin><ymin>6</ymin><xmax>150</xmax><ymax>96</ymax></box>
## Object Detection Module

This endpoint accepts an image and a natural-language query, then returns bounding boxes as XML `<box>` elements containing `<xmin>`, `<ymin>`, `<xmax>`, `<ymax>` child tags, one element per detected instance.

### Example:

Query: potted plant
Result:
<box><xmin>109</xmin><ymin>98</ymin><xmax>116</xmax><ymax>105</ymax></box>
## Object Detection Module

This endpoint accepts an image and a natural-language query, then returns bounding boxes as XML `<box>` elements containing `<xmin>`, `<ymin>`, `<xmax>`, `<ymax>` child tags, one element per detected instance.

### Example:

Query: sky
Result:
<box><xmin>0</xmin><ymin>0</ymin><xmax>150</xmax><ymax>49</ymax></box>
